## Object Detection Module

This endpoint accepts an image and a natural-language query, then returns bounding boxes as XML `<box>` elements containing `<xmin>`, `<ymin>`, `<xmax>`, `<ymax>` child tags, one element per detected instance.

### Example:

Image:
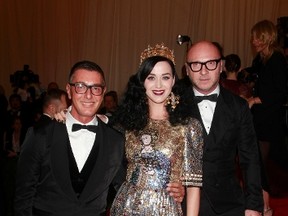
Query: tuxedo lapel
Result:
<box><xmin>208</xmin><ymin>90</ymin><xmax>234</xmax><ymax>148</ymax></box>
<box><xmin>79</xmin><ymin>120</ymin><xmax>108</xmax><ymax>201</ymax></box>
<box><xmin>50</xmin><ymin>122</ymin><xmax>77</xmax><ymax>200</ymax></box>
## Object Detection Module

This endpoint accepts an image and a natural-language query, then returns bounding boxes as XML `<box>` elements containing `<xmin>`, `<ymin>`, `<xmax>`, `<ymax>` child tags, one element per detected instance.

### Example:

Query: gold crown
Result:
<box><xmin>139</xmin><ymin>43</ymin><xmax>175</xmax><ymax>66</ymax></box>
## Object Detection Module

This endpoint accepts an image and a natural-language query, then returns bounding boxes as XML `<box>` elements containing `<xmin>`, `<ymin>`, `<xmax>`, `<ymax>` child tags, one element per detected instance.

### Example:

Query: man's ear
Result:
<box><xmin>66</xmin><ymin>83</ymin><xmax>72</xmax><ymax>99</ymax></box>
<box><xmin>103</xmin><ymin>87</ymin><xmax>107</xmax><ymax>95</ymax></box>
<box><xmin>48</xmin><ymin>104</ymin><xmax>56</xmax><ymax>114</ymax></box>
<box><xmin>185</xmin><ymin>64</ymin><xmax>190</xmax><ymax>76</ymax></box>
<box><xmin>220</xmin><ymin>60</ymin><xmax>224</xmax><ymax>73</ymax></box>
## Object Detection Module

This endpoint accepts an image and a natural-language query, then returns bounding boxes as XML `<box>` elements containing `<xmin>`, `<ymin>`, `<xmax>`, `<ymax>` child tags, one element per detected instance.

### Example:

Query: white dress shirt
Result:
<box><xmin>65</xmin><ymin>107</ymin><xmax>98</xmax><ymax>172</ymax></box>
<box><xmin>193</xmin><ymin>85</ymin><xmax>220</xmax><ymax>134</ymax></box>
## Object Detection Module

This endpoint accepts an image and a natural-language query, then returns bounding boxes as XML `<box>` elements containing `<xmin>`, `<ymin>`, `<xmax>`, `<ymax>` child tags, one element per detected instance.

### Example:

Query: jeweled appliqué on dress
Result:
<box><xmin>110</xmin><ymin>118</ymin><xmax>203</xmax><ymax>216</ymax></box>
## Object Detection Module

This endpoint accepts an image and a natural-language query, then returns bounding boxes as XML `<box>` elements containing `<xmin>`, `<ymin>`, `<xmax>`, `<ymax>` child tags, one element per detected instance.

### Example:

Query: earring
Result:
<box><xmin>165</xmin><ymin>92</ymin><xmax>179</xmax><ymax>111</ymax></box>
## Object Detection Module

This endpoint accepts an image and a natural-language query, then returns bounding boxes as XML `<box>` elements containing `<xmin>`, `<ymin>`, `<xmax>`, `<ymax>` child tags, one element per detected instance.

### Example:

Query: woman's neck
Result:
<box><xmin>149</xmin><ymin>115</ymin><xmax>168</xmax><ymax>120</ymax></box>
<box><xmin>260</xmin><ymin>46</ymin><xmax>272</xmax><ymax>59</ymax></box>
<box><xmin>225</xmin><ymin>72</ymin><xmax>238</xmax><ymax>81</ymax></box>
<box><xmin>149</xmin><ymin>104</ymin><xmax>168</xmax><ymax>120</ymax></box>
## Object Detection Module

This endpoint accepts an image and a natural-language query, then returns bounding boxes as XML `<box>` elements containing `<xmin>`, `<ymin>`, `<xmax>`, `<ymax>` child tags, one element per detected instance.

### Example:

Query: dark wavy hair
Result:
<box><xmin>110</xmin><ymin>56</ymin><xmax>192</xmax><ymax>131</ymax></box>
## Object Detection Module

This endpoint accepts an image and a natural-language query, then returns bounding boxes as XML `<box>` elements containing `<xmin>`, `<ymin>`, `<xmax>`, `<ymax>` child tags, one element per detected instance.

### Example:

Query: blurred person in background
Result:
<box><xmin>249</xmin><ymin>19</ymin><xmax>288</xmax><ymax>216</ymax></box>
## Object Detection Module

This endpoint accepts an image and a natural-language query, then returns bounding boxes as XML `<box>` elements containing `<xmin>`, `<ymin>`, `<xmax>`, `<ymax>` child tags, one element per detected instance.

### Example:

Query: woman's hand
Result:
<box><xmin>247</xmin><ymin>97</ymin><xmax>255</xmax><ymax>109</ymax></box>
<box><xmin>96</xmin><ymin>114</ymin><xmax>109</xmax><ymax>124</ymax></box>
<box><xmin>247</xmin><ymin>97</ymin><xmax>262</xmax><ymax>109</ymax></box>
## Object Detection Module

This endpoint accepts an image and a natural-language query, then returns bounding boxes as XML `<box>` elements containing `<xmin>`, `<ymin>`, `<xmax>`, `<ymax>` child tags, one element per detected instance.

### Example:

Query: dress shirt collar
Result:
<box><xmin>66</xmin><ymin>106</ymin><xmax>98</xmax><ymax>132</ymax></box>
<box><xmin>43</xmin><ymin>113</ymin><xmax>53</xmax><ymax>119</ymax></box>
<box><xmin>193</xmin><ymin>84</ymin><xmax>220</xmax><ymax>97</ymax></box>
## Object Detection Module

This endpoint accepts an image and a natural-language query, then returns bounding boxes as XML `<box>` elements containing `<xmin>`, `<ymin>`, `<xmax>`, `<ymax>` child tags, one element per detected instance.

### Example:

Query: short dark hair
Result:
<box><xmin>104</xmin><ymin>91</ymin><xmax>118</xmax><ymax>104</ymax></box>
<box><xmin>42</xmin><ymin>89</ymin><xmax>67</xmax><ymax>108</ymax></box>
<box><xmin>68</xmin><ymin>60</ymin><xmax>105</xmax><ymax>85</ymax></box>
<box><xmin>9</xmin><ymin>93</ymin><xmax>22</xmax><ymax>102</ymax></box>
<box><xmin>225</xmin><ymin>54</ymin><xmax>241</xmax><ymax>72</ymax></box>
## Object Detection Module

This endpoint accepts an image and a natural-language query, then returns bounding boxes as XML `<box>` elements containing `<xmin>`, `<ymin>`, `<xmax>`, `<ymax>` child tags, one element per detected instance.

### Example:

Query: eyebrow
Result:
<box><xmin>72</xmin><ymin>82</ymin><xmax>104</xmax><ymax>86</ymax></box>
<box><xmin>148</xmin><ymin>72</ymin><xmax>172</xmax><ymax>76</ymax></box>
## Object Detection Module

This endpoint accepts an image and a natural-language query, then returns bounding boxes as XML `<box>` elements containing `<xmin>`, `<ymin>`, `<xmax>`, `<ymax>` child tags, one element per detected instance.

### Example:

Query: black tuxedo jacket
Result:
<box><xmin>15</xmin><ymin>118</ymin><xmax>125</xmax><ymax>216</ymax></box>
<box><xmin>33</xmin><ymin>114</ymin><xmax>53</xmax><ymax>129</ymax></box>
<box><xmin>191</xmin><ymin>87</ymin><xmax>263</xmax><ymax>214</ymax></box>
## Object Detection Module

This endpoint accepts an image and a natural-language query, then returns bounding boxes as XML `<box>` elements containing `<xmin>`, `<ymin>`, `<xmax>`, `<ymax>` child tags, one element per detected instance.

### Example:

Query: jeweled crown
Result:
<box><xmin>139</xmin><ymin>43</ymin><xmax>175</xmax><ymax>66</ymax></box>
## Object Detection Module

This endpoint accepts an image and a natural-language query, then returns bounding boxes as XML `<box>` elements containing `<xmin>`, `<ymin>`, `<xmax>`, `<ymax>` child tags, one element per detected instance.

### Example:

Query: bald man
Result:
<box><xmin>182</xmin><ymin>41</ymin><xmax>263</xmax><ymax>216</ymax></box>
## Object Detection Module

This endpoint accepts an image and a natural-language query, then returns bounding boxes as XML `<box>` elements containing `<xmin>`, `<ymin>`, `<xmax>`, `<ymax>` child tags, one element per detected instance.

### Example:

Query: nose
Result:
<box><xmin>155</xmin><ymin>78</ymin><xmax>162</xmax><ymax>88</ymax></box>
<box><xmin>252</xmin><ymin>38</ymin><xmax>259</xmax><ymax>45</ymax></box>
<box><xmin>84</xmin><ymin>87</ymin><xmax>93</xmax><ymax>98</ymax></box>
<box><xmin>199</xmin><ymin>65</ymin><xmax>209</xmax><ymax>75</ymax></box>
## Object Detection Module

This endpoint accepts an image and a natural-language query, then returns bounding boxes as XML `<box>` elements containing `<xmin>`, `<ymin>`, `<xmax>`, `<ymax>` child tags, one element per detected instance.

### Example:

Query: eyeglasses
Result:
<box><xmin>186</xmin><ymin>58</ymin><xmax>222</xmax><ymax>72</ymax></box>
<box><xmin>69</xmin><ymin>82</ymin><xmax>105</xmax><ymax>96</ymax></box>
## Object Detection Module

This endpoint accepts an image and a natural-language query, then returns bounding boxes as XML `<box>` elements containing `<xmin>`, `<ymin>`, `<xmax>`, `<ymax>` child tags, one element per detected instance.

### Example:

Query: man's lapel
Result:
<box><xmin>79</xmin><ymin>120</ymin><xmax>108</xmax><ymax>201</ymax></box>
<box><xmin>208</xmin><ymin>90</ymin><xmax>234</xmax><ymax>148</ymax></box>
<box><xmin>50</xmin><ymin>122</ymin><xmax>77</xmax><ymax>200</ymax></box>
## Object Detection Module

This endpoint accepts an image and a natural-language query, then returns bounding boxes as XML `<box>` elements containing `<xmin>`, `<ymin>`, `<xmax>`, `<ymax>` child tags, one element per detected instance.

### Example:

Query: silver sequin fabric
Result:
<box><xmin>110</xmin><ymin>118</ymin><xmax>203</xmax><ymax>216</ymax></box>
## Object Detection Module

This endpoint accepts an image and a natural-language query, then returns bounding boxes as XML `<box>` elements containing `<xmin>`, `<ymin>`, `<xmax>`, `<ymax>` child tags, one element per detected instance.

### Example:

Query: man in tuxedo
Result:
<box><xmin>14</xmin><ymin>60</ymin><xmax>125</xmax><ymax>216</ymax></box>
<box><xmin>183</xmin><ymin>41</ymin><xmax>263</xmax><ymax>216</ymax></box>
<box><xmin>34</xmin><ymin>88</ymin><xmax>68</xmax><ymax>128</ymax></box>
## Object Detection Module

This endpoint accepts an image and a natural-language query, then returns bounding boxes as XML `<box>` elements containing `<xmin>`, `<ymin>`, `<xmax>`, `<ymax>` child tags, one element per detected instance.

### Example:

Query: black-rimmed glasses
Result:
<box><xmin>69</xmin><ymin>82</ymin><xmax>105</xmax><ymax>96</ymax></box>
<box><xmin>186</xmin><ymin>58</ymin><xmax>222</xmax><ymax>72</ymax></box>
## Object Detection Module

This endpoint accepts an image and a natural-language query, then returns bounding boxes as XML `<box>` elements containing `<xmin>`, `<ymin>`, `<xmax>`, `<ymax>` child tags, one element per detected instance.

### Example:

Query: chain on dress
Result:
<box><xmin>110</xmin><ymin>118</ymin><xmax>203</xmax><ymax>216</ymax></box>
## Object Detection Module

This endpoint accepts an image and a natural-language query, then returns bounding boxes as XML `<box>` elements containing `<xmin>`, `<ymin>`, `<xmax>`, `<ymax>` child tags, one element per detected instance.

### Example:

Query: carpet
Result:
<box><xmin>270</xmin><ymin>196</ymin><xmax>288</xmax><ymax>216</ymax></box>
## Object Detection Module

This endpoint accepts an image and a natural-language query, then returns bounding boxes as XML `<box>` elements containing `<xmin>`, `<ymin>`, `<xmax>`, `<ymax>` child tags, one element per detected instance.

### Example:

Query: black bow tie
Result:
<box><xmin>194</xmin><ymin>94</ymin><xmax>218</xmax><ymax>103</ymax></box>
<box><xmin>72</xmin><ymin>123</ymin><xmax>97</xmax><ymax>133</ymax></box>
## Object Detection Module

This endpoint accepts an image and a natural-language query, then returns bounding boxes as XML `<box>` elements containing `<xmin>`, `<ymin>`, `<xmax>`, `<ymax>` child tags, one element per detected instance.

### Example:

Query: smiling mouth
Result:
<box><xmin>82</xmin><ymin>101</ymin><xmax>95</xmax><ymax>106</ymax></box>
<box><xmin>152</xmin><ymin>90</ymin><xmax>165</xmax><ymax>95</ymax></box>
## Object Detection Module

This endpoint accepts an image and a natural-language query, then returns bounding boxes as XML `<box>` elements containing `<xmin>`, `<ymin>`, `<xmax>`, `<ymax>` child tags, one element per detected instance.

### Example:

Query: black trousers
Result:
<box><xmin>199</xmin><ymin>192</ymin><xmax>245</xmax><ymax>216</ymax></box>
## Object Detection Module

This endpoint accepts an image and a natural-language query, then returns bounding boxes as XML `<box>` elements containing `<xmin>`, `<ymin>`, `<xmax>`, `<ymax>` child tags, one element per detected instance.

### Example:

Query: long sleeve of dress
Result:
<box><xmin>182</xmin><ymin>118</ymin><xmax>204</xmax><ymax>187</ymax></box>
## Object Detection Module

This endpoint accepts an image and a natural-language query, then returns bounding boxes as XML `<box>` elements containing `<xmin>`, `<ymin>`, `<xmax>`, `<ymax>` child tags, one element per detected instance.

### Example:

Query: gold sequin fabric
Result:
<box><xmin>110</xmin><ymin>118</ymin><xmax>203</xmax><ymax>215</ymax></box>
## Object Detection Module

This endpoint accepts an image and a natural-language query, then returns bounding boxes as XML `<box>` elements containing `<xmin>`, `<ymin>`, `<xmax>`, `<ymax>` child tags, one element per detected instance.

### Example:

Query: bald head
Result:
<box><xmin>186</xmin><ymin>41</ymin><xmax>222</xmax><ymax>63</ymax></box>
<box><xmin>185</xmin><ymin>40</ymin><xmax>223</xmax><ymax>95</ymax></box>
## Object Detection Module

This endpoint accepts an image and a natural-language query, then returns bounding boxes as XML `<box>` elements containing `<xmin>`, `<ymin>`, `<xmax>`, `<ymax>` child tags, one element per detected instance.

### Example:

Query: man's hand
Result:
<box><xmin>166</xmin><ymin>182</ymin><xmax>185</xmax><ymax>203</ymax></box>
<box><xmin>245</xmin><ymin>209</ymin><xmax>262</xmax><ymax>216</ymax></box>
<box><xmin>7</xmin><ymin>151</ymin><xmax>17</xmax><ymax>158</ymax></box>
<box><xmin>54</xmin><ymin>109</ymin><xmax>67</xmax><ymax>123</ymax></box>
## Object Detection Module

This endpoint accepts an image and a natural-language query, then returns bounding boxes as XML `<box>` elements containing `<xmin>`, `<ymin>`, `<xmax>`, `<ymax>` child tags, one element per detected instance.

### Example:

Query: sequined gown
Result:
<box><xmin>110</xmin><ymin>118</ymin><xmax>203</xmax><ymax>216</ymax></box>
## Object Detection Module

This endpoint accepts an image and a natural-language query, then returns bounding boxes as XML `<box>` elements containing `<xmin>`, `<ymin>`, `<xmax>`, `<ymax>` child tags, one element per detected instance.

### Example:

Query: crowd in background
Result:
<box><xmin>0</xmin><ymin>19</ymin><xmax>287</xmax><ymax>216</ymax></box>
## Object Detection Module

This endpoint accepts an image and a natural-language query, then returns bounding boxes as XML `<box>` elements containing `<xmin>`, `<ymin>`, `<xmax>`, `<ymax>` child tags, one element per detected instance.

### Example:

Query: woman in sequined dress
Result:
<box><xmin>110</xmin><ymin>44</ymin><xmax>204</xmax><ymax>216</ymax></box>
